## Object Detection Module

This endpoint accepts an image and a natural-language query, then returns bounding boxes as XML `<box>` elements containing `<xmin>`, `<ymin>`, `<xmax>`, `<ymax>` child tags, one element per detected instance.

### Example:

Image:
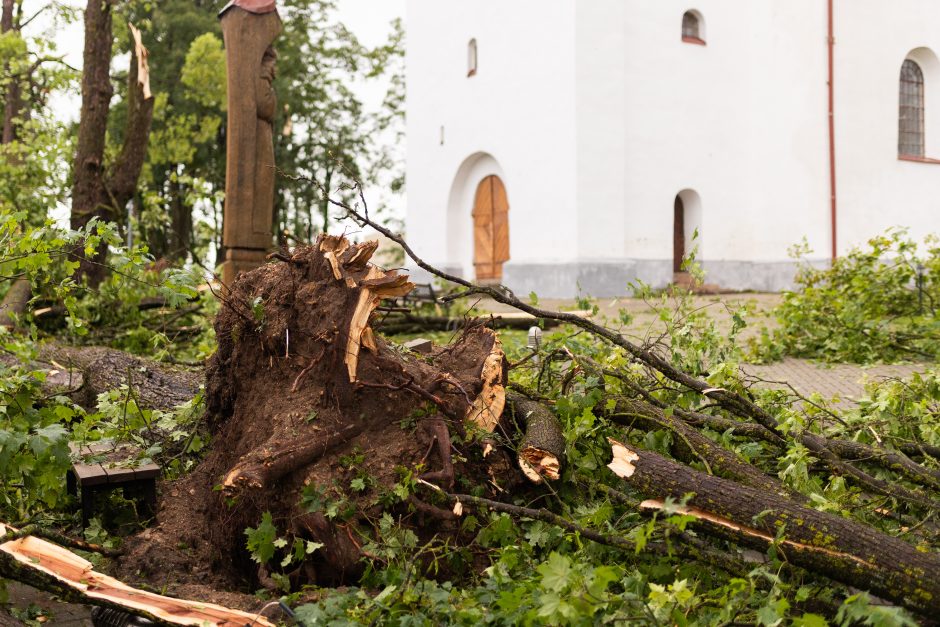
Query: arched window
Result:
<box><xmin>899</xmin><ymin>59</ymin><xmax>925</xmax><ymax>157</ymax></box>
<box><xmin>467</xmin><ymin>38</ymin><xmax>478</xmax><ymax>77</ymax></box>
<box><xmin>681</xmin><ymin>11</ymin><xmax>705</xmax><ymax>45</ymax></box>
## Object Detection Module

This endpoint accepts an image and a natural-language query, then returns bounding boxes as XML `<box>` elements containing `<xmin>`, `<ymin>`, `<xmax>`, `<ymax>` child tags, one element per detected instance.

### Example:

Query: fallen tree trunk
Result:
<box><xmin>35</xmin><ymin>345</ymin><xmax>201</xmax><ymax>411</ymax></box>
<box><xmin>607</xmin><ymin>439</ymin><xmax>940</xmax><ymax>617</ymax></box>
<box><xmin>606</xmin><ymin>398</ymin><xmax>803</xmax><ymax>501</ymax></box>
<box><xmin>584</xmin><ymin>356</ymin><xmax>940</xmax><ymax>496</ymax></box>
<box><xmin>376</xmin><ymin>313</ymin><xmax>562</xmax><ymax>335</ymax></box>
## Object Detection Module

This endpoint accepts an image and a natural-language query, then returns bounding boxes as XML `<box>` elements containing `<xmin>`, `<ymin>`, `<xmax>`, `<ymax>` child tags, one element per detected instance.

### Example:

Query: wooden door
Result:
<box><xmin>473</xmin><ymin>175</ymin><xmax>510</xmax><ymax>280</ymax></box>
<box><xmin>673</xmin><ymin>195</ymin><xmax>685</xmax><ymax>273</ymax></box>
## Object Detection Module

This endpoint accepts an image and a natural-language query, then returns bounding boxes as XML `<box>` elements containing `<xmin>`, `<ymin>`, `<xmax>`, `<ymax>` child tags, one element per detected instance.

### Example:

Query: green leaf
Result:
<box><xmin>244</xmin><ymin>512</ymin><xmax>277</xmax><ymax>564</ymax></box>
<box><xmin>537</xmin><ymin>552</ymin><xmax>572</xmax><ymax>593</ymax></box>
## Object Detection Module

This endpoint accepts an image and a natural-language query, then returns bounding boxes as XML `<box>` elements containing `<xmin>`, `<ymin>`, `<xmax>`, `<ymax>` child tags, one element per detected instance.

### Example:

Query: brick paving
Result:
<box><xmin>740</xmin><ymin>358</ymin><xmax>926</xmax><ymax>405</ymax></box>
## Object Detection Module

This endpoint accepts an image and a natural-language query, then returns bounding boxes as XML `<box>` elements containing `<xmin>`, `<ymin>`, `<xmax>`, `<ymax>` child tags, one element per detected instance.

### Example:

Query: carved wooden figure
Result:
<box><xmin>219</xmin><ymin>0</ymin><xmax>282</xmax><ymax>284</ymax></box>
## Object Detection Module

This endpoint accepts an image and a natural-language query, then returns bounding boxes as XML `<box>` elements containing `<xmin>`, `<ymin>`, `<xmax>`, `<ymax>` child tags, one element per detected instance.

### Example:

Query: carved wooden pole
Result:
<box><xmin>219</xmin><ymin>0</ymin><xmax>282</xmax><ymax>285</ymax></box>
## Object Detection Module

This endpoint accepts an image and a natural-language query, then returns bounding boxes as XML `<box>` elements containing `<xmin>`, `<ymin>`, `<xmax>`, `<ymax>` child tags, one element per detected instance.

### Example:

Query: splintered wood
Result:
<box><xmin>330</xmin><ymin>238</ymin><xmax>414</xmax><ymax>382</ymax></box>
<box><xmin>519</xmin><ymin>446</ymin><xmax>561</xmax><ymax>483</ymax></box>
<box><xmin>607</xmin><ymin>438</ymin><xmax>639</xmax><ymax>478</ymax></box>
<box><xmin>128</xmin><ymin>23</ymin><xmax>152</xmax><ymax>100</ymax></box>
<box><xmin>0</xmin><ymin>523</ymin><xmax>273</xmax><ymax>626</ymax></box>
<box><xmin>465</xmin><ymin>336</ymin><xmax>506</xmax><ymax>432</ymax></box>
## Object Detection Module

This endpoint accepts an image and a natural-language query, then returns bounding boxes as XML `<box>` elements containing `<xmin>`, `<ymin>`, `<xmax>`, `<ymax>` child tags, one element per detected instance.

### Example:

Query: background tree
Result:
<box><xmin>273</xmin><ymin>0</ymin><xmax>404</xmax><ymax>242</ymax></box>
<box><xmin>120</xmin><ymin>0</ymin><xmax>226</xmax><ymax>265</ymax></box>
<box><xmin>69</xmin><ymin>0</ymin><xmax>154</xmax><ymax>285</ymax></box>
<box><xmin>0</xmin><ymin>1</ymin><xmax>77</xmax><ymax>323</ymax></box>
<box><xmin>115</xmin><ymin>0</ymin><xmax>404</xmax><ymax>266</ymax></box>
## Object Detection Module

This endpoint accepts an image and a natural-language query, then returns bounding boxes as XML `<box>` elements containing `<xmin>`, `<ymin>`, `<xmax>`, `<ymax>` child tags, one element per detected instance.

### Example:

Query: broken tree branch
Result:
<box><xmin>607</xmin><ymin>439</ymin><xmax>940</xmax><ymax>617</ymax></box>
<box><xmin>506</xmin><ymin>392</ymin><xmax>564</xmax><ymax>483</ymax></box>
<box><xmin>0</xmin><ymin>522</ymin><xmax>273</xmax><ymax>627</ymax></box>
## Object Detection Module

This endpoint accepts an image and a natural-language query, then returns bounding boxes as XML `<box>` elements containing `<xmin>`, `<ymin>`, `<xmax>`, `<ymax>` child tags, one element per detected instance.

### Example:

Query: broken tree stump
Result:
<box><xmin>157</xmin><ymin>235</ymin><xmax>520</xmax><ymax>584</ymax></box>
<box><xmin>506</xmin><ymin>392</ymin><xmax>564</xmax><ymax>483</ymax></box>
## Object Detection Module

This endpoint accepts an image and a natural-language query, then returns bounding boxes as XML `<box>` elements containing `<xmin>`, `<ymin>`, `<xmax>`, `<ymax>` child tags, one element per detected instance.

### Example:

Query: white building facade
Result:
<box><xmin>405</xmin><ymin>1</ymin><xmax>940</xmax><ymax>297</ymax></box>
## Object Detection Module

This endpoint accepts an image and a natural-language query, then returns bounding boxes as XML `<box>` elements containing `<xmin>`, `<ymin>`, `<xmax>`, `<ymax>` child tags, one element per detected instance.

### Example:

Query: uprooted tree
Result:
<box><xmin>113</xmin><ymin>234</ymin><xmax>565</xmax><ymax>594</ymax></box>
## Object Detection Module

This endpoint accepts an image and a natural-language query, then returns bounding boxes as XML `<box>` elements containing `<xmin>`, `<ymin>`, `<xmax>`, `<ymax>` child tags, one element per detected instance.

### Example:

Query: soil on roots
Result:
<box><xmin>116</xmin><ymin>237</ymin><xmax>525</xmax><ymax>595</ymax></box>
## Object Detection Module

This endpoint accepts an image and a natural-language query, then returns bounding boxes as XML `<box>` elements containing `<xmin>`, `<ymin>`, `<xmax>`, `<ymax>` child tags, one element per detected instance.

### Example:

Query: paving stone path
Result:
<box><xmin>741</xmin><ymin>358</ymin><xmax>927</xmax><ymax>405</ymax></box>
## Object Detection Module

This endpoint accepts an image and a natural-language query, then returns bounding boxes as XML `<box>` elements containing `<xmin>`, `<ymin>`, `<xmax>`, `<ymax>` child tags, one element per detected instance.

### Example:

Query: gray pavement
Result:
<box><xmin>741</xmin><ymin>358</ymin><xmax>925</xmax><ymax>404</ymax></box>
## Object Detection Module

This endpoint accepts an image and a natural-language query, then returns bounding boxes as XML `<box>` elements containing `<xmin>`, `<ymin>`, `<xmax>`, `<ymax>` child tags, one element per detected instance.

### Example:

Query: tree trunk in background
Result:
<box><xmin>69</xmin><ymin>0</ymin><xmax>114</xmax><ymax>285</ymax></box>
<box><xmin>0</xmin><ymin>0</ymin><xmax>13</xmax><ymax>32</ymax></box>
<box><xmin>70</xmin><ymin>1</ymin><xmax>154</xmax><ymax>285</ymax></box>
<box><xmin>169</xmin><ymin>175</ymin><xmax>193</xmax><ymax>261</ymax></box>
<box><xmin>2</xmin><ymin>0</ymin><xmax>20</xmax><ymax>144</ymax></box>
<box><xmin>0</xmin><ymin>0</ymin><xmax>29</xmax><ymax>326</ymax></box>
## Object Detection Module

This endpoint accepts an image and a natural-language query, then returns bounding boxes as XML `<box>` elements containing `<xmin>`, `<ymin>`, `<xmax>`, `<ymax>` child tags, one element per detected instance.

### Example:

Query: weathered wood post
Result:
<box><xmin>218</xmin><ymin>0</ymin><xmax>282</xmax><ymax>285</ymax></box>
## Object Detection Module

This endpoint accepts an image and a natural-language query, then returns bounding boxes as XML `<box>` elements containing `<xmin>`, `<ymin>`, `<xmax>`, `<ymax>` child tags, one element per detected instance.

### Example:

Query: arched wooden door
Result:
<box><xmin>472</xmin><ymin>175</ymin><xmax>510</xmax><ymax>280</ymax></box>
<box><xmin>673</xmin><ymin>195</ymin><xmax>685</xmax><ymax>273</ymax></box>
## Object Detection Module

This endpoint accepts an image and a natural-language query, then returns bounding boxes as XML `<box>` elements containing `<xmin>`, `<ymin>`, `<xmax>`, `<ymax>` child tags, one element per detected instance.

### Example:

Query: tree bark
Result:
<box><xmin>0</xmin><ymin>0</ymin><xmax>13</xmax><ymax>33</ymax></box>
<box><xmin>70</xmin><ymin>0</ymin><xmax>115</xmax><ymax>284</ymax></box>
<box><xmin>33</xmin><ymin>345</ymin><xmax>200</xmax><ymax>412</ymax></box>
<box><xmin>168</xmin><ymin>175</ymin><xmax>193</xmax><ymax>261</ymax></box>
<box><xmin>70</xmin><ymin>3</ymin><xmax>154</xmax><ymax>285</ymax></box>
<box><xmin>507</xmin><ymin>392</ymin><xmax>564</xmax><ymax>482</ymax></box>
<box><xmin>608</xmin><ymin>439</ymin><xmax>940</xmax><ymax>618</ymax></box>
<box><xmin>1</xmin><ymin>0</ymin><xmax>19</xmax><ymax>145</ymax></box>
<box><xmin>607</xmin><ymin>398</ymin><xmax>803</xmax><ymax>501</ymax></box>
<box><xmin>0</xmin><ymin>277</ymin><xmax>30</xmax><ymax>327</ymax></box>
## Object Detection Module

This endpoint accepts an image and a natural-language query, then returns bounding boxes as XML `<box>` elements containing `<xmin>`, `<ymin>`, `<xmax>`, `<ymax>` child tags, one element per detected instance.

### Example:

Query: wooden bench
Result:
<box><xmin>66</xmin><ymin>442</ymin><xmax>160</xmax><ymax>528</ymax></box>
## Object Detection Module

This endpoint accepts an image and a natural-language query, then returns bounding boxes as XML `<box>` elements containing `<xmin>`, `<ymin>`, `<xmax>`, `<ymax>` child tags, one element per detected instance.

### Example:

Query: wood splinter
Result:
<box><xmin>343</xmin><ymin>254</ymin><xmax>415</xmax><ymax>382</ymax></box>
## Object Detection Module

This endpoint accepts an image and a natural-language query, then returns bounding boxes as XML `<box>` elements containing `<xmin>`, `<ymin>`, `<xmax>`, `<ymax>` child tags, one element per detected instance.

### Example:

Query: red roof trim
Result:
<box><xmin>899</xmin><ymin>154</ymin><xmax>940</xmax><ymax>164</ymax></box>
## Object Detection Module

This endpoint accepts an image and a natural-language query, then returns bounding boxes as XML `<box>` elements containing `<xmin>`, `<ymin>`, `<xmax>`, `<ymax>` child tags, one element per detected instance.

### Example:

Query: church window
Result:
<box><xmin>899</xmin><ymin>59</ymin><xmax>925</xmax><ymax>157</ymax></box>
<box><xmin>682</xmin><ymin>11</ymin><xmax>705</xmax><ymax>45</ymax></box>
<box><xmin>468</xmin><ymin>38</ymin><xmax>478</xmax><ymax>77</ymax></box>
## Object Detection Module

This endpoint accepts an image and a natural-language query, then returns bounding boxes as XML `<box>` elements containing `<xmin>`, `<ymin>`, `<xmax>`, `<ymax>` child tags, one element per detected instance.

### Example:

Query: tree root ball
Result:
<box><xmin>137</xmin><ymin>236</ymin><xmax>521</xmax><ymax>588</ymax></box>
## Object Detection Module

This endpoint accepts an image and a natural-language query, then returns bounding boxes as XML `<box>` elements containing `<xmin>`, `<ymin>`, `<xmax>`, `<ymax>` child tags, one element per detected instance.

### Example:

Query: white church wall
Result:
<box><xmin>836</xmin><ymin>1</ymin><xmax>940</xmax><ymax>252</ymax></box>
<box><xmin>617</xmin><ymin>0</ymin><xmax>831</xmax><ymax>292</ymax></box>
<box><xmin>405</xmin><ymin>0</ymin><xmax>579</xmax><ymax>285</ymax></box>
<box><xmin>406</xmin><ymin>0</ymin><xmax>940</xmax><ymax>296</ymax></box>
<box><xmin>574</xmin><ymin>0</ymin><xmax>626</xmax><ymax>261</ymax></box>
<box><xmin>500</xmin><ymin>0</ymin><xmax>639</xmax><ymax>298</ymax></box>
